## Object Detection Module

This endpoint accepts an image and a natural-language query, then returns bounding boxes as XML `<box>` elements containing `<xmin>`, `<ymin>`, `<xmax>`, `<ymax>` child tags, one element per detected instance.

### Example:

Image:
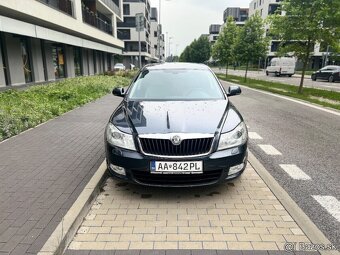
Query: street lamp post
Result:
<box><xmin>157</xmin><ymin>0</ymin><xmax>171</xmax><ymax>62</ymax></box>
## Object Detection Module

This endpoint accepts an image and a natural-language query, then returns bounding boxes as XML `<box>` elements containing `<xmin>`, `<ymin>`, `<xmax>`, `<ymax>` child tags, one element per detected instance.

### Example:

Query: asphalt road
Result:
<box><xmin>213</xmin><ymin>68</ymin><xmax>340</xmax><ymax>92</ymax></box>
<box><xmin>220</xmin><ymin>80</ymin><xmax>340</xmax><ymax>250</ymax></box>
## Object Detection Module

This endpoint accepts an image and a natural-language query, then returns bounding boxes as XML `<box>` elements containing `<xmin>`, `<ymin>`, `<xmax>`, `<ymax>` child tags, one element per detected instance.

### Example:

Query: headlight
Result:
<box><xmin>106</xmin><ymin>123</ymin><xmax>136</xmax><ymax>151</ymax></box>
<box><xmin>218</xmin><ymin>122</ymin><xmax>247</xmax><ymax>151</ymax></box>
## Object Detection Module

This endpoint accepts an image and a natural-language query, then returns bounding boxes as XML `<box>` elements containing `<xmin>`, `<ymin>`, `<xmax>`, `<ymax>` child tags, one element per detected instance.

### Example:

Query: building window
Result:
<box><xmin>20</xmin><ymin>38</ymin><xmax>33</xmax><ymax>83</ymax></box>
<box><xmin>52</xmin><ymin>45</ymin><xmax>65</xmax><ymax>79</ymax></box>
<box><xmin>118</xmin><ymin>29</ymin><xmax>131</xmax><ymax>40</ymax></box>
<box><xmin>73</xmin><ymin>47</ymin><xmax>82</xmax><ymax>76</ymax></box>
<box><xmin>123</xmin><ymin>4</ymin><xmax>130</xmax><ymax>15</ymax></box>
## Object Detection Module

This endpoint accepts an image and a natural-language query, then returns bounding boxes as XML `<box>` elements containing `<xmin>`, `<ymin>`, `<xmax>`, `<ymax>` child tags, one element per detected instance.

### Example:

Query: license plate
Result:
<box><xmin>150</xmin><ymin>161</ymin><xmax>203</xmax><ymax>174</ymax></box>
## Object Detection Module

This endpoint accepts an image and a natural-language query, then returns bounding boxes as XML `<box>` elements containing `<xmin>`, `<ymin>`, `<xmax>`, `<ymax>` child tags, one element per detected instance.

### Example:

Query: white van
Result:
<box><xmin>266</xmin><ymin>57</ymin><xmax>296</xmax><ymax>77</ymax></box>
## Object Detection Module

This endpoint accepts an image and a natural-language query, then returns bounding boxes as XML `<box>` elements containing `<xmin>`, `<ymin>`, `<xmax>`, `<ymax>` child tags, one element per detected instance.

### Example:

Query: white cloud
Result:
<box><xmin>149</xmin><ymin>0</ymin><xmax>251</xmax><ymax>55</ymax></box>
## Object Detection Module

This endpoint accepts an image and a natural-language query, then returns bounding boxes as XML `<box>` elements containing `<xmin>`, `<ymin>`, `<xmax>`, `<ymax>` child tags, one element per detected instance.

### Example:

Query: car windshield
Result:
<box><xmin>128</xmin><ymin>69</ymin><xmax>225</xmax><ymax>101</ymax></box>
<box><xmin>115</xmin><ymin>64</ymin><xmax>123</xmax><ymax>66</ymax></box>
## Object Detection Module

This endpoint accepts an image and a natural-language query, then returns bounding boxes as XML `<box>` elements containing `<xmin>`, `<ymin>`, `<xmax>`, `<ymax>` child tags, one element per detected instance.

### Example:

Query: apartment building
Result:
<box><xmin>223</xmin><ymin>7</ymin><xmax>249</xmax><ymax>27</ymax></box>
<box><xmin>150</xmin><ymin>8</ymin><xmax>165</xmax><ymax>63</ymax></box>
<box><xmin>249</xmin><ymin>0</ymin><xmax>326</xmax><ymax>68</ymax></box>
<box><xmin>0</xmin><ymin>0</ymin><xmax>124</xmax><ymax>87</ymax></box>
<box><xmin>117</xmin><ymin>0</ymin><xmax>164</xmax><ymax>68</ymax></box>
<box><xmin>208</xmin><ymin>24</ymin><xmax>221</xmax><ymax>45</ymax></box>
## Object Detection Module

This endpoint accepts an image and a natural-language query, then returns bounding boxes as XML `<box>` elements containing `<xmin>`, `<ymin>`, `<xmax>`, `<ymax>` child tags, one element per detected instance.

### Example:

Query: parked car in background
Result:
<box><xmin>105</xmin><ymin>63</ymin><xmax>248</xmax><ymax>187</ymax></box>
<box><xmin>266</xmin><ymin>57</ymin><xmax>296</xmax><ymax>77</ymax></box>
<box><xmin>130</xmin><ymin>64</ymin><xmax>136</xmax><ymax>70</ymax></box>
<box><xmin>311</xmin><ymin>65</ymin><xmax>340</xmax><ymax>82</ymax></box>
<box><xmin>113</xmin><ymin>63</ymin><xmax>126</xmax><ymax>71</ymax></box>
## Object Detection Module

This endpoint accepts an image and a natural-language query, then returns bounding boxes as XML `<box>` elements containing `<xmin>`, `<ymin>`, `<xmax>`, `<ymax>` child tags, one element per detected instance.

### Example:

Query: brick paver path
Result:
<box><xmin>67</xmin><ymin>164</ymin><xmax>313</xmax><ymax>253</ymax></box>
<box><xmin>0</xmin><ymin>95</ymin><xmax>121</xmax><ymax>255</ymax></box>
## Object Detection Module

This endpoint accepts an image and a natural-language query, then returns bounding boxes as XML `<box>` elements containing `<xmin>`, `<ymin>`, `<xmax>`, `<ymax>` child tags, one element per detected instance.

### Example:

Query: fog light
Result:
<box><xmin>110</xmin><ymin>164</ymin><xmax>126</xmax><ymax>176</ymax></box>
<box><xmin>228</xmin><ymin>163</ymin><xmax>244</xmax><ymax>175</ymax></box>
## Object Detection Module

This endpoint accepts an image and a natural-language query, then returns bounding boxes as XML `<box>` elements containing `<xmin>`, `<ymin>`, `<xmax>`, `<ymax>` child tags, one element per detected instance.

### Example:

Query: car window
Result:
<box><xmin>128</xmin><ymin>69</ymin><xmax>225</xmax><ymax>101</ymax></box>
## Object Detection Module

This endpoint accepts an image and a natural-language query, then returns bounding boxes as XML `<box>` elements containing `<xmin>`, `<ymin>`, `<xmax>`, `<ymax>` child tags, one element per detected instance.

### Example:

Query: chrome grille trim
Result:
<box><xmin>138</xmin><ymin>133</ymin><xmax>215</xmax><ymax>158</ymax></box>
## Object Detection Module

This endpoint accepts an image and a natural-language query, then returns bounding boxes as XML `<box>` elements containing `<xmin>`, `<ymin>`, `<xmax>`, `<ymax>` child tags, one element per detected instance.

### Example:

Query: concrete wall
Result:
<box><xmin>44</xmin><ymin>43</ymin><xmax>56</xmax><ymax>81</ymax></box>
<box><xmin>30</xmin><ymin>38</ymin><xmax>45</xmax><ymax>83</ymax></box>
<box><xmin>5</xmin><ymin>34</ymin><xmax>25</xmax><ymax>86</ymax></box>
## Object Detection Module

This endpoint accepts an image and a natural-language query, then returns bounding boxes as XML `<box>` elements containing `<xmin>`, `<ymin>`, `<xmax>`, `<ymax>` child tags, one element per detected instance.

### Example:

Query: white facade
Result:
<box><xmin>0</xmin><ymin>0</ymin><xmax>124</xmax><ymax>87</ymax></box>
<box><xmin>117</xmin><ymin>1</ymin><xmax>164</xmax><ymax>67</ymax></box>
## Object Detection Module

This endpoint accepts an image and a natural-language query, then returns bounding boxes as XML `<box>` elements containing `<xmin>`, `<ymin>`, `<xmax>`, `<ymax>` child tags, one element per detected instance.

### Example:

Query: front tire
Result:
<box><xmin>312</xmin><ymin>75</ymin><xmax>316</xmax><ymax>81</ymax></box>
<box><xmin>328</xmin><ymin>75</ymin><xmax>334</xmax><ymax>82</ymax></box>
<box><xmin>266</xmin><ymin>71</ymin><xmax>269</xmax><ymax>76</ymax></box>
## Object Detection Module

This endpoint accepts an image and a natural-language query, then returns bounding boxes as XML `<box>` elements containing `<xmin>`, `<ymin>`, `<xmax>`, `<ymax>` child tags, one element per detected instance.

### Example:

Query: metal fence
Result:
<box><xmin>82</xmin><ymin>5</ymin><xmax>113</xmax><ymax>35</ymax></box>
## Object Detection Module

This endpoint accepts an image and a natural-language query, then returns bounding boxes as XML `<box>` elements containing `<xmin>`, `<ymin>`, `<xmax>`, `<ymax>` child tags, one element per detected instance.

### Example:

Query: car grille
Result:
<box><xmin>139</xmin><ymin>137</ymin><xmax>214</xmax><ymax>156</ymax></box>
<box><xmin>131</xmin><ymin>169</ymin><xmax>222</xmax><ymax>186</ymax></box>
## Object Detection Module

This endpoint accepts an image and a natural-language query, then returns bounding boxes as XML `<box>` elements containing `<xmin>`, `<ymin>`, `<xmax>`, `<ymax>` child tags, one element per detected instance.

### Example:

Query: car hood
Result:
<box><xmin>114</xmin><ymin>100</ymin><xmax>229</xmax><ymax>135</ymax></box>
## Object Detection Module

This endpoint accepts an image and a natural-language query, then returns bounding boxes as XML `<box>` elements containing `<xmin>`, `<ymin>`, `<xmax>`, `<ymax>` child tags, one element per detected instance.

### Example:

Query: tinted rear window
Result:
<box><xmin>128</xmin><ymin>69</ymin><xmax>225</xmax><ymax>101</ymax></box>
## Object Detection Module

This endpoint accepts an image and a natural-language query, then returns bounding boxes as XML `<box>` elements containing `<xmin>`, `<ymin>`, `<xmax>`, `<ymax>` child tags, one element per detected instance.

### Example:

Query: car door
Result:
<box><xmin>319</xmin><ymin>67</ymin><xmax>332</xmax><ymax>80</ymax></box>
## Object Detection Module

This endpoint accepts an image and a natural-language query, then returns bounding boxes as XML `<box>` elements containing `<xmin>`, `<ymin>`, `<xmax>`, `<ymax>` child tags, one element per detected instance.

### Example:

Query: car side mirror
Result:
<box><xmin>112</xmin><ymin>87</ymin><xmax>125</xmax><ymax>97</ymax></box>
<box><xmin>228</xmin><ymin>86</ymin><xmax>242</xmax><ymax>97</ymax></box>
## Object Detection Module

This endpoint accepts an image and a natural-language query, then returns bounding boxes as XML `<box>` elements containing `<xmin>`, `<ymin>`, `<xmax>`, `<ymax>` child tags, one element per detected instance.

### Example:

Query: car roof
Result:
<box><xmin>144</xmin><ymin>62</ymin><xmax>210</xmax><ymax>71</ymax></box>
<box><xmin>324</xmin><ymin>65</ymin><xmax>340</xmax><ymax>69</ymax></box>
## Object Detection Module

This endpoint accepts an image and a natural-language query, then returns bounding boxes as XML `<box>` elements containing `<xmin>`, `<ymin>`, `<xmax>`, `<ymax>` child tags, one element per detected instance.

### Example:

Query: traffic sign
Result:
<box><xmin>136</xmin><ymin>13</ymin><xmax>144</xmax><ymax>32</ymax></box>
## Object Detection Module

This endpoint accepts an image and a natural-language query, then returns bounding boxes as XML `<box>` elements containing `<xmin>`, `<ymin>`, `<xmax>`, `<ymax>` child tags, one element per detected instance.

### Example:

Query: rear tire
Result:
<box><xmin>266</xmin><ymin>71</ymin><xmax>269</xmax><ymax>76</ymax></box>
<box><xmin>328</xmin><ymin>75</ymin><xmax>334</xmax><ymax>82</ymax></box>
<box><xmin>288</xmin><ymin>74</ymin><xmax>292</xmax><ymax>77</ymax></box>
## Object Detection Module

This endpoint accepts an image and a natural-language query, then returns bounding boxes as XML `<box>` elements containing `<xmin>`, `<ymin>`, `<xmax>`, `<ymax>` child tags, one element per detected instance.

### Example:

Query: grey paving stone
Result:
<box><xmin>140</xmin><ymin>250</ymin><xmax>166</xmax><ymax>255</ymax></box>
<box><xmin>192</xmin><ymin>250</ymin><xmax>218</xmax><ymax>255</ymax></box>
<box><xmin>166</xmin><ymin>250</ymin><xmax>192</xmax><ymax>255</ymax></box>
<box><xmin>0</xmin><ymin>95</ymin><xmax>121</xmax><ymax>254</ymax></box>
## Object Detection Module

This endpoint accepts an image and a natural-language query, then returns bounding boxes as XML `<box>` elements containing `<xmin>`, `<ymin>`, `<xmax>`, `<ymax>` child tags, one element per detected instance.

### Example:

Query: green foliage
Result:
<box><xmin>235</xmin><ymin>13</ymin><xmax>269</xmax><ymax>81</ymax></box>
<box><xmin>268</xmin><ymin>0</ymin><xmax>340</xmax><ymax>93</ymax></box>
<box><xmin>179</xmin><ymin>35</ymin><xmax>211</xmax><ymax>63</ymax></box>
<box><xmin>212</xmin><ymin>17</ymin><xmax>239</xmax><ymax>73</ymax></box>
<box><xmin>0</xmin><ymin>75</ymin><xmax>130</xmax><ymax>141</ymax></box>
<box><xmin>217</xmin><ymin>74</ymin><xmax>340</xmax><ymax>110</ymax></box>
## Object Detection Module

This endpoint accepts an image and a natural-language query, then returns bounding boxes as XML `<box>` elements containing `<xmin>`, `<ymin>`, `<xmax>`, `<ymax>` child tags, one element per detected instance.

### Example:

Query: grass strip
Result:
<box><xmin>0</xmin><ymin>75</ymin><xmax>131</xmax><ymax>141</ymax></box>
<box><xmin>217</xmin><ymin>74</ymin><xmax>340</xmax><ymax>111</ymax></box>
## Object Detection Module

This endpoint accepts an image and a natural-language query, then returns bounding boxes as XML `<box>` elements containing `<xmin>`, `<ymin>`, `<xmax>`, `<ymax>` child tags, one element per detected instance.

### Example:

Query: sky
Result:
<box><xmin>149</xmin><ymin>0</ymin><xmax>250</xmax><ymax>56</ymax></box>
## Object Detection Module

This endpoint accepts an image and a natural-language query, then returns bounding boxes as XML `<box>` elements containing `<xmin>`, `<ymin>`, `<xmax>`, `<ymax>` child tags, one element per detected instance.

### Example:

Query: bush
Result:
<box><xmin>0</xmin><ymin>75</ymin><xmax>130</xmax><ymax>141</ymax></box>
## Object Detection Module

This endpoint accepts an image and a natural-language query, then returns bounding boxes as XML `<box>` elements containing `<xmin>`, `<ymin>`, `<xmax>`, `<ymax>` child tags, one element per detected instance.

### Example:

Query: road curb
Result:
<box><xmin>248</xmin><ymin>150</ymin><xmax>339</xmax><ymax>255</ymax></box>
<box><xmin>37</xmin><ymin>160</ymin><xmax>108</xmax><ymax>255</ymax></box>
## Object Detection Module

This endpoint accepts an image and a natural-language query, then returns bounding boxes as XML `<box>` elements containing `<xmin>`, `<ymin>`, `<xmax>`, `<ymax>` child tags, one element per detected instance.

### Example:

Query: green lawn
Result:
<box><xmin>217</xmin><ymin>74</ymin><xmax>340</xmax><ymax>110</ymax></box>
<box><xmin>0</xmin><ymin>75</ymin><xmax>130</xmax><ymax>142</ymax></box>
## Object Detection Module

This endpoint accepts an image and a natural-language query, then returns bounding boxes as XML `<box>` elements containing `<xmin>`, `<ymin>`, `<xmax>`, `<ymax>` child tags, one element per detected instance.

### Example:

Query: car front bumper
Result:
<box><xmin>105</xmin><ymin>143</ymin><xmax>248</xmax><ymax>187</ymax></box>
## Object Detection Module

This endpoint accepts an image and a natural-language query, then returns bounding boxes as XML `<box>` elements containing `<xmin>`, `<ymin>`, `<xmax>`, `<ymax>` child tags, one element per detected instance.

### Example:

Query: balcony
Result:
<box><xmin>37</xmin><ymin>0</ymin><xmax>73</xmax><ymax>16</ymax></box>
<box><xmin>82</xmin><ymin>5</ymin><xmax>113</xmax><ymax>35</ymax></box>
<box><xmin>100</xmin><ymin>0</ymin><xmax>121</xmax><ymax>16</ymax></box>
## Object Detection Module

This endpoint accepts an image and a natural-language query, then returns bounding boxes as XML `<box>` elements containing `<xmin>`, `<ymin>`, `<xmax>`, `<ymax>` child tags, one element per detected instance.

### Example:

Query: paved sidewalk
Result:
<box><xmin>67</xmin><ymin>163</ymin><xmax>313</xmax><ymax>253</ymax></box>
<box><xmin>0</xmin><ymin>95</ymin><xmax>121</xmax><ymax>255</ymax></box>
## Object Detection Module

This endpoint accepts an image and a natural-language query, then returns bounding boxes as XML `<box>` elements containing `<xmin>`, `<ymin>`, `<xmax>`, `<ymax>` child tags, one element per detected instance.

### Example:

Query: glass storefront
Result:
<box><xmin>74</xmin><ymin>47</ymin><xmax>82</xmax><ymax>76</ymax></box>
<box><xmin>20</xmin><ymin>38</ymin><xmax>33</xmax><ymax>83</ymax></box>
<box><xmin>52</xmin><ymin>45</ymin><xmax>65</xmax><ymax>79</ymax></box>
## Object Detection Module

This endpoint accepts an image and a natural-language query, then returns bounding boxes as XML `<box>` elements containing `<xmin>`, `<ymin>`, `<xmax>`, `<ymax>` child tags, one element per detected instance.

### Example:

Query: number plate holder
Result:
<box><xmin>150</xmin><ymin>161</ymin><xmax>203</xmax><ymax>174</ymax></box>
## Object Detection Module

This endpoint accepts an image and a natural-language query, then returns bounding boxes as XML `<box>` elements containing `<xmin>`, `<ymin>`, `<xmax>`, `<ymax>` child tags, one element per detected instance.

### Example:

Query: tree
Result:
<box><xmin>268</xmin><ymin>0</ymin><xmax>340</xmax><ymax>94</ymax></box>
<box><xmin>180</xmin><ymin>36</ymin><xmax>211</xmax><ymax>63</ymax></box>
<box><xmin>235</xmin><ymin>13</ymin><xmax>268</xmax><ymax>81</ymax></box>
<box><xmin>212</xmin><ymin>17</ymin><xmax>239</xmax><ymax>77</ymax></box>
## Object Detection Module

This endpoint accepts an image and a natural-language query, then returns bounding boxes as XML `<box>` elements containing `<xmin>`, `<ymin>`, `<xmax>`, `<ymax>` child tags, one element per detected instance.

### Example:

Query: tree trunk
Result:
<box><xmin>225</xmin><ymin>62</ymin><xmax>229</xmax><ymax>78</ymax></box>
<box><xmin>244</xmin><ymin>62</ymin><xmax>249</xmax><ymax>82</ymax></box>
<box><xmin>298</xmin><ymin>59</ymin><xmax>308</xmax><ymax>94</ymax></box>
<box><xmin>298</xmin><ymin>40</ymin><xmax>312</xmax><ymax>94</ymax></box>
